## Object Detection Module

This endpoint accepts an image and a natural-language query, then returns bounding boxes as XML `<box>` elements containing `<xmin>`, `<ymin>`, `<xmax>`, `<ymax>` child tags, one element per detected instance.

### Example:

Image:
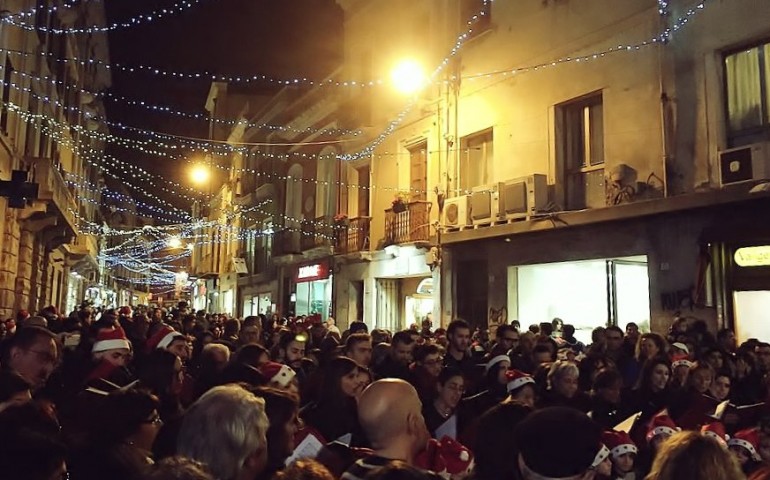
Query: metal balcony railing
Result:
<box><xmin>385</xmin><ymin>201</ymin><xmax>432</xmax><ymax>244</ymax></box>
<box><xmin>334</xmin><ymin>216</ymin><xmax>371</xmax><ymax>254</ymax></box>
<box><xmin>27</xmin><ymin>156</ymin><xmax>78</xmax><ymax>234</ymax></box>
<box><xmin>300</xmin><ymin>216</ymin><xmax>333</xmax><ymax>251</ymax></box>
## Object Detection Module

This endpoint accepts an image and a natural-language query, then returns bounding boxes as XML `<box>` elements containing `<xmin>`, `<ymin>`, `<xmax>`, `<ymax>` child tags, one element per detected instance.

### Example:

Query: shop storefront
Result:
<box><xmin>293</xmin><ymin>260</ymin><xmax>333</xmax><ymax>320</ymax></box>
<box><xmin>192</xmin><ymin>280</ymin><xmax>208</xmax><ymax>312</ymax></box>
<box><xmin>65</xmin><ymin>273</ymin><xmax>85</xmax><ymax>314</ymax></box>
<box><xmin>442</xmin><ymin>200</ymin><xmax>754</xmax><ymax>337</ymax></box>
<box><xmin>334</xmin><ymin>245</ymin><xmax>437</xmax><ymax>331</ymax></box>
<box><xmin>508</xmin><ymin>256</ymin><xmax>651</xmax><ymax>345</ymax></box>
<box><xmin>713</xmin><ymin>242</ymin><xmax>770</xmax><ymax>342</ymax></box>
<box><xmin>403</xmin><ymin>277</ymin><xmax>435</xmax><ymax>329</ymax></box>
<box><xmin>242</xmin><ymin>292</ymin><xmax>274</xmax><ymax>317</ymax></box>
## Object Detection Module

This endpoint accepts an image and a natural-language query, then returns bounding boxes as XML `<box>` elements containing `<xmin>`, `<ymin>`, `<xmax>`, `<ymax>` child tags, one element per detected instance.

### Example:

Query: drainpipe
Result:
<box><xmin>658</xmin><ymin>12</ymin><xmax>670</xmax><ymax>198</ymax></box>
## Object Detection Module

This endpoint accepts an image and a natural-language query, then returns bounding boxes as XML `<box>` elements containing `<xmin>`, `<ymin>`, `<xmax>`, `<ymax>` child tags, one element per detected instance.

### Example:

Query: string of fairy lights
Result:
<box><xmin>0</xmin><ymin>1</ymin><xmax>701</xmax><ymax>91</ymax></box>
<box><xmin>1</xmin><ymin>0</ymin><xmax>715</xmax><ymax>289</ymax></box>
<box><xmin>8</xmin><ymin>0</ymin><xmax>711</xmax><ymax>212</ymax></box>
<box><xmin>2</xmin><ymin>0</ymin><xmax>207</xmax><ymax>34</ymax></box>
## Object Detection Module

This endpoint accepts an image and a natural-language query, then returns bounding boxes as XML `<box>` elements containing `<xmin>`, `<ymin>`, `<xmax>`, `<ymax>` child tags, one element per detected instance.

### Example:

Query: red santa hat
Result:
<box><xmin>92</xmin><ymin>326</ymin><xmax>131</xmax><ymax>353</ymax></box>
<box><xmin>728</xmin><ymin>428</ymin><xmax>762</xmax><ymax>461</ymax></box>
<box><xmin>601</xmin><ymin>430</ymin><xmax>637</xmax><ymax>459</ymax></box>
<box><xmin>118</xmin><ymin>306</ymin><xmax>132</xmax><ymax>317</ymax></box>
<box><xmin>701</xmin><ymin>422</ymin><xmax>729</xmax><ymax>447</ymax></box>
<box><xmin>671</xmin><ymin>342</ymin><xmax>690</xmax><ymax>355</ymax></box>
<box><xmin>590</xmin><ymin>444</ymin><xmax>611</xmax><ymax>469</ymax></box>
<box><xmin>646</xmin><ymin>414</ymin><xmax>680</xmax><ymax>442</ymax></box>
<box><xmin>415</xmin><ymin>436</ymin><xmax>474</xmax><ymax>478</ymax></box>
<box><xmin>258</xmin><ymin>362</ymin><xmax>296</xmax><ymax>388</ymax></box>
<box><xmin>484</xmin><ymin>354</ymin><xmax>510</xmax><ymax>373</ymax></box>
<box><xmin>505</xmin><ymin>369</ymin><xmax>535</xmax><ymax>393</ymax></box>
<box><xmin>146</xmin><ymin>325</ymin><xmax>185</xmax><ymax>352</ymax></box>
<box><xmin>671</xmin><ymin>354</ymin><xmax>694</xmax><ymax>369</ymax></box>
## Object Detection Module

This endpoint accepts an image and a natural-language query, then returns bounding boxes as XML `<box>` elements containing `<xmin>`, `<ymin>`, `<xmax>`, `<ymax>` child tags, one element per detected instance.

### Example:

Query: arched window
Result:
<box><xmin>315</xmin><ymin>148</ymin><xmax>338</xmax><ymax>219</ymax></box>
<box><xmin>286</xmin><ymin>163</ymin><xmax>303</xmax><ymax>228</ymax></box>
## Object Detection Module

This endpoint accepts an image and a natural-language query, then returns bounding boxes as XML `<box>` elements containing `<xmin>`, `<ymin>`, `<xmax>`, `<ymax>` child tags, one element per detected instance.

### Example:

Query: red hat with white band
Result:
<box><xmin>92</xmin><ymin>326</ymin><xmax>131</xmax><ymax>353</ymax></box>
<box><xmin>601</xmin><ymin>430</ymin><xmax>637</xmax><ymax>459</ymax></box>
<box><xmin>146</xmin><ymin>325</ymin><xmax>185</xmax><ymax>352</ymax></box>
<box><xmin>485</xmin><ymin>354</ymin><xmax>510</xmax><ymax>373</ymax></box>
<box><xmin>505</xmin><ymin>369</ymin><xmax>535</xmax><ymax>393</ymax></box>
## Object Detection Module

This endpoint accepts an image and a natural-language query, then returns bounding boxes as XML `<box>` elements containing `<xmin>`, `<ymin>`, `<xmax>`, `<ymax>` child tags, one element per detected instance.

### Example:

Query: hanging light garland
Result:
<box><xmin>2</xmin><ymin>0</ymin><xmax>207</xmax><ymax>34</ymax></box>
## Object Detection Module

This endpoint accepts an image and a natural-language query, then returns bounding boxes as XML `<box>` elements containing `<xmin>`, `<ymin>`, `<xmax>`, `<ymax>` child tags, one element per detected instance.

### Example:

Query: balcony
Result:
<box><xmin>274</xmin><ymin>229</ymin><xmax>301</xmax><ymax>256</ymax></box>
<box><xmin>27</xmin><ymin>156</ymin><xmax>78</xmax><ymax>234</ymax></box>
<box><xmin>335</xmin><ymin>217</ymin><xmax>371</xmax><ymax>254</ymax></box>
<box><xmin>385</xmin><ymin>201</ymin><xmax>432</xmax><ymax>245</ymax></box>
<box><xmin>300</xmin><ymin>215</ymin><xmax>334</xmax><ymax>251</ymax></box>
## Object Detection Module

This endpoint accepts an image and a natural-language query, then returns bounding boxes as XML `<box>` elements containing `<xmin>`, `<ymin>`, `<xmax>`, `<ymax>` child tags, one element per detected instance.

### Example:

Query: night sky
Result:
<box><xmin>103</xmin><ymin>0</ymin><xmax>343</xmax><ymax>215</ymax></box>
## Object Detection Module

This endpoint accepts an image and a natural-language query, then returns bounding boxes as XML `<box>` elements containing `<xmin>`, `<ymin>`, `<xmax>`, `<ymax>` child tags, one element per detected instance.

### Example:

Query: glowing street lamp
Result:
<box><xmin>167</xmin><ymin>236</ymin><xmax>182</xmax><ymax>249</ymax></box>
<box><xmin>391</xmin><ymin>59</ymin><xmax>427</xmax><ymax>95</ymax></box>
<box><xmin>190</xmin><ymin>164</ymin><xmax>211</xmax><ymax>185</ymax></box>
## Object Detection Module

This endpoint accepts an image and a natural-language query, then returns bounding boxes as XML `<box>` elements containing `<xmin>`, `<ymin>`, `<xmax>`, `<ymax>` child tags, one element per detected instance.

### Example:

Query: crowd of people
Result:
<box><xmin>1</xmin><ymin>303</ymin><xmax>768</xmax><ymax>480</ymax></box>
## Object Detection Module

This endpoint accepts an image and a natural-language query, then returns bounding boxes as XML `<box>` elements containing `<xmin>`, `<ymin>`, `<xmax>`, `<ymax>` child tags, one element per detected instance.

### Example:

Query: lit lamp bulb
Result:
<box><xmin>391</xmin><ymin>59</ymin><xmax>427</xmax><ymax>95</ymax></box>
<box><xmin>167</xmin><ymin>236</ymin><xmax>182</xmax><ymax>248</ymax></box>
<box><xmin>190</xmin><ymin>164</ymin><xmax>210</xmax><ymax>185</ymax></box>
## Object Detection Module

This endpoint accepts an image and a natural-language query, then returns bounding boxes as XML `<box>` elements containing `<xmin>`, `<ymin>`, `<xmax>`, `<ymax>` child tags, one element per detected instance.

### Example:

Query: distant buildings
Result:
<box><xmin>192</xmin><ymin>0</ymin><xmax>770</xmax><ymax>341</ymax></box>
<box><xmin>0</xmin><ymin>1</ymin><xmax>110</xmax><ymax>316</ymax></box>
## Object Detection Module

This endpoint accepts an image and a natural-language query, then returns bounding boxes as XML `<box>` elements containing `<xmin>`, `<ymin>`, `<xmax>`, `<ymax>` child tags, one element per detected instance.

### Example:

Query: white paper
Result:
<box><xmin>711</xmin><ymin>400</ymin><xmax>730</xmax><ymax>420</ymax></box>
<box><xmin>614</xmin><ymin>412</ymin><xmax>641</xmax><ymax>433</ymax></box>
<box><xmin>285</xmin><ymin>433</ymin><xmax>325</xmax><ymax>465</ymax></box>
<box><xmin>435</xmin><ymin>414</ymin><xmax>457</xmax><ymax>440</ymax></box>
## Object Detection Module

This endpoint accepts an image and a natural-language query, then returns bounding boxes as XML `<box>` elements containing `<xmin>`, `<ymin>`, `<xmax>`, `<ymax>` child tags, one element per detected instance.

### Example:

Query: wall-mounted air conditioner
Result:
<box><xmin>443</xmin><ymin>195</ymin><xmax>470</xmax><ymax>228</ymax></box>
<box><xmin>498</xmin><ymin>174</ymin><xmax>549</xmax><ymax>220</ymax></box>
<box><xmin>470</xmin><ymin>185</ymin><xmax>500</xmax><ymax>226</ymax></box>
<box><xmin>719</xmin><ymin>143</ymin><xmax>770</xmax><ymax>186</ymax></box>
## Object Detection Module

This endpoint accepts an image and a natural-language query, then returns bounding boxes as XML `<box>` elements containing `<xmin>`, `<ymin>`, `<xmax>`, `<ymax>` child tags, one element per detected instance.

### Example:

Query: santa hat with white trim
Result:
<box><xmin>146</xmin><ymin>325</ymin><xmax>185</xmax><ymax>352</ymax></box>
<box><xmin>701</xmin><ymin>422</ymin><xmax>729</xmax><ymax>448</ymax></box>
<box><xmin>601</xmin><ymin>430</ymin><xmax>637</xmax><ymax>459</ymax></box>
<box><xmin>671</xmin><ymin>354</ymin><xmax>694</xmax><ymax>369</ymax></box>
<box><xmin>485</xmin><ymin>354</ymin><xmax>510</xmax><ymax>373</ymax></box>
<box><xmin>258</xmin><ymin>362</ymin><xmax>296</xmax><ymax>388</ymax></box>
<box><xmin>590</xmin><ymin>444</ymin><xmax>611</xmax><ymax>470</ymax></box>
<box><xmin>506</xmin><ymin>369</ymin><xmax>535</xmax><ymax>393</ymax></box>
<box><xmin>728</xmin><ymin>428</ymin><xmax>762</xmax><ymax>461</ymax></box>
<box><xmin>646</xmin><ymin>414</ymin><xmax>680</xmax><ymax>443</ymax></box>
<box><xmin>92</xmin><ymin>326</ymin><xmax>131</xmax><ymax>353</ymax></box>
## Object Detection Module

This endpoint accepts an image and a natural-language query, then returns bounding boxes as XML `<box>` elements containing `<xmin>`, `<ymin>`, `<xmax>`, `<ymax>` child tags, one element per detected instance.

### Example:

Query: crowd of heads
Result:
<box><xmin>0</xmin><ymin>304</ymin><xmax>766</xmax><ymax>480</ymax></box>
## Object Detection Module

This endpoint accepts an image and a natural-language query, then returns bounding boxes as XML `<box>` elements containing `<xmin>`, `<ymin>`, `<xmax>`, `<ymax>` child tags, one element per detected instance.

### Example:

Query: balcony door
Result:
<box><xmin>408</xmin><ymin>141</ymin><xmax>427</xmax><ymax>201</ymax></box>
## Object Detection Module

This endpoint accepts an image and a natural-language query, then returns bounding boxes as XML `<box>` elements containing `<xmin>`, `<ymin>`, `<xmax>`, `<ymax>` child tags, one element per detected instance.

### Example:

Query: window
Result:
<box><xmin>558</xmin><ymin>93</ymin><xmax>605</xmax><ymax>210</ymax></box>
<box><xmin>460</xmin><ymin>129</ymin><xmax>493</xmax><ymax>193</ymax></box>
<box><xmin>460</xmin><ymin>0</ymin><xmax>492</xmax><ymax>37</ymax></box>
<box><xmin>407</xmin><ymin>141</ymin><xmax>427</xmax><ymax>201</ymax></box>
<box><xmin>0</xmin><ymin>57</ymin><xmax>13</xmax><ymax>134</ymax></box>
<box><xmin>356</xmin><ymin>164</ymin><xmax>370</xmax><ymax>217</ymax></box>
<box><xmin>725</xmin><ymin>41</ymin><xmax>770</xmax><ymax>146</ymax></box>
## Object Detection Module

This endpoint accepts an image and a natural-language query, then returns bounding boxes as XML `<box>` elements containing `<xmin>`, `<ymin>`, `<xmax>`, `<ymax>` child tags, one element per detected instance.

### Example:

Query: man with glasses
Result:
<box><xmin>494</xmin><ymin>325</ymin><xmax>520</xmax><ymax>355</ymax></box>
<box><xmin>1</xmin><ymin>326</ymin><xmax>58</xmax><ymax>390</ymax></box>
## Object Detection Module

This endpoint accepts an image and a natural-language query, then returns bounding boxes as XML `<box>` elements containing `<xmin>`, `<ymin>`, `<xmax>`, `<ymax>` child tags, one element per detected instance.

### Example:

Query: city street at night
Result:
<box><xmin>1</xmin><ymin>1</ymin><xmax>770</xmax><ymax>479</ymax></box>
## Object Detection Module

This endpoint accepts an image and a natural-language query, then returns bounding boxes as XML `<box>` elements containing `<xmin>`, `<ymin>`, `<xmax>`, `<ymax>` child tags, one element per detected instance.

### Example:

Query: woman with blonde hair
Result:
<box><xmin>646</xmin><ymin>431</ymin><xmax>745</xmax><ymax>480</ymax></box>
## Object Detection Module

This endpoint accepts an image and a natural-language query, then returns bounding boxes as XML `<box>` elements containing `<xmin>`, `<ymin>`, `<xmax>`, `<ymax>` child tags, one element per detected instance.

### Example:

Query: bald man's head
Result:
<box><xmin>358</xmin><ymin>379</ymin><xmax>429</xmax><ymax>455</ymax></box>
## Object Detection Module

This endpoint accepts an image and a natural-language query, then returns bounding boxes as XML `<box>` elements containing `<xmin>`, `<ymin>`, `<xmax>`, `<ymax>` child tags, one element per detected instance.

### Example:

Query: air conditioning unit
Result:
<box><xmin>719</xmin><ymin>143</ymin><xmax>770</xmax><ymax>186</ymax></box>
<box><xmin>498</xmin><ymin>174</ymin><xmax>549</xmax><ymax>220</ymax></box>
<box><xmin>443</xmin><ymin>195</ymin><xmax>470</xmax><ymax>228</ymax></box>
<box><xmin>470</xmin><ymin>185</ymin><xmax>500</xmax><ymax>225</ymax></box>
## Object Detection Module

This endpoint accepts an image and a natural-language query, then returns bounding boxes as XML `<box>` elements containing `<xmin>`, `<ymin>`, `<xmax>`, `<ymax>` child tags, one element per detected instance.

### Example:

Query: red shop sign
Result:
<box><xmin>294</xmin><ymin>261</ymin><xmax>330</xmax><ymax>282</ymax></box>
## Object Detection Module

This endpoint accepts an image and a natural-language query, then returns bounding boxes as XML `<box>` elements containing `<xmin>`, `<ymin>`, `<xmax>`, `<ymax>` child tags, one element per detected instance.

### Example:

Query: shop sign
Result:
<box><xmin>295</xmin><ymin>261</ymin><xmax>330</xmax><ymax>282</ymax></box>
<box><xmin>735</xmin><ymin>246</ymin><xmax>770</xmax><ymax>267</ymax></box>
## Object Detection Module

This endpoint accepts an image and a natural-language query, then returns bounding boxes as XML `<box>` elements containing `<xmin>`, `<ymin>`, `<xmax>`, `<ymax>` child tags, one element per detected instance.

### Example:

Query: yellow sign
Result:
<box><xmin>734</xmin><ymin>246</ymin><xmax>770</xmax><ymax>267</ymax></box>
